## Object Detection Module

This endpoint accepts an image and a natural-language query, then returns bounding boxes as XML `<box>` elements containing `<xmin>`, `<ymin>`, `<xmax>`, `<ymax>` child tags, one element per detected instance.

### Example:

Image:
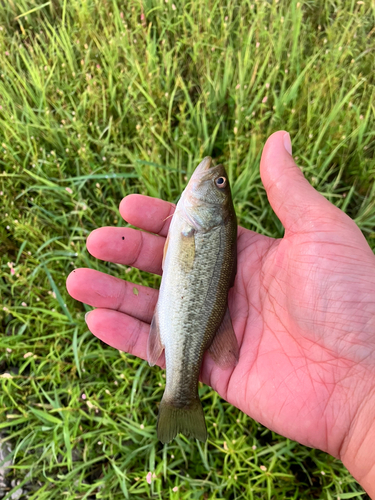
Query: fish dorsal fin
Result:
<box><xmin>228</xmin><ymin>224</ymin><xmax>237</xmax><ymax>288</ymax></box>
<box><xmin>229</xmin><ymin>245</ymin><xmax>237</xmax><ymax>288</ymax></box>
<box><xmin>147</xmin><ymin>309</ymin><xmax>164</xmax><ymax>367</ymax></box>
<box><xmin>208</xmin><ymin>307</ymin><xmax>239</xmax><ymax>369</ymax></box>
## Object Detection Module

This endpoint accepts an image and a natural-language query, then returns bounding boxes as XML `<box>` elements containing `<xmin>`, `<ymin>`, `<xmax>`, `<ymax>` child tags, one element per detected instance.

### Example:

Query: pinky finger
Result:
<box><xmin>85</xmin><ymin>308</ymin><xmax>165</xmax><ymax>368</ymax></box>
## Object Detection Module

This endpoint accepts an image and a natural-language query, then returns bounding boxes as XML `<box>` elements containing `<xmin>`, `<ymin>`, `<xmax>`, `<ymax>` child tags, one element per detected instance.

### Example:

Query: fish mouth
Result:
<box><xmin>193</xmin><ymin>156</ymin><xmax>212</xmax><ymax>176</ymax></box>
<box><xmin>193</xmin><ymin>157</ymin><xmax>225</xmax><ymax>185</ymax></box>
<box><xmin>197</xmin><ymin>156</ymin><xmax>212</xmax><ymax>171</ymax></box>
<box><xmin>189</xmin><ymin>156</ymin><xmax>221</xmax><ymax>184</ymax></box>
<box><xmin>178</xmin><ymin>158</ymin><xmax>212</xmax><ymax>231</ymax></box>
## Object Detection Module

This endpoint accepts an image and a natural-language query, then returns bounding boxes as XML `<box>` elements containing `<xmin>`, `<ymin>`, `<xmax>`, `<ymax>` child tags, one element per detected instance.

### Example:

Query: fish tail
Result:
<box><xmin>157</xmin><ymin>397</ymin><xmax>207</xmax><ymax>444</ymax></box>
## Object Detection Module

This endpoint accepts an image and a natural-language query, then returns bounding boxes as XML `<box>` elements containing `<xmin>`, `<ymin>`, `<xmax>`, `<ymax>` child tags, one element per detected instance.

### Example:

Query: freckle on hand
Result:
<box><xmin>122</xmin><ymin>236</ymin><xmax>125</xmax><ymax>240</ymax></box>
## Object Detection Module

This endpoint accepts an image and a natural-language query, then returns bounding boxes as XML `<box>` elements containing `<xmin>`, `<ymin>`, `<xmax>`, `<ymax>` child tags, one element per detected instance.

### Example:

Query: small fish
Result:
<box><xmin>147</xmin><ymin>157</ymin><xmax>239</xmax><ymax>444</ymax></box>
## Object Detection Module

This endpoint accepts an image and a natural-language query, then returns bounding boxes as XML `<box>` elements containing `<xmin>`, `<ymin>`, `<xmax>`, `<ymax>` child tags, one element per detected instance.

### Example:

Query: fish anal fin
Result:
<box><xmin>157</xmin><ymin>397</ymin><xmax>207</xmax><ymax>444</ymax></box>
<box><xmin>208</xmin><ymin>308</ymin><xmax>239</xmax><ymax>369</ymax></box>
<box><xmin>147</xmin><ymin>310</ymin><xmax>164</xmax><ymax>367</ymax></box>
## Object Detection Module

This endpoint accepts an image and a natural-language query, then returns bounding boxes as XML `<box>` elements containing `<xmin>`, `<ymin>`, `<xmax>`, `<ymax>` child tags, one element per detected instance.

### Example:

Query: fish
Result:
<box><xmin>147</xmin><ymin>156</ymin><xmax>239</xmax><ymax>444</ymax></box>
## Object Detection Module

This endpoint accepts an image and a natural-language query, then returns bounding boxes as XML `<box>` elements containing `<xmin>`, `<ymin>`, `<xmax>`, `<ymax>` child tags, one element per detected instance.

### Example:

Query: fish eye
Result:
<box><xmin>215</xmin><ymin>176</ymin><xmax>227</xmax><ymax>188</ymax></box>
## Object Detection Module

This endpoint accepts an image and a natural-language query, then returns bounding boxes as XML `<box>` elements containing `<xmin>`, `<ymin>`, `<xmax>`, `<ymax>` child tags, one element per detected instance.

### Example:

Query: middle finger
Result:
<box><xmin>87</xmin><ymin>226</ymin><xmax>165</xmax><ymax>276</ymax></box>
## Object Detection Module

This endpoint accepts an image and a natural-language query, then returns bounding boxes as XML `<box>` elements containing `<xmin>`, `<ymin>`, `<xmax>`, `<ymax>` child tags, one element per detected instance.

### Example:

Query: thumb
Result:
<box><xmin>260</xmin><ymin>130</ymin><xmax>338</xmax><ymax>234</ymax></box>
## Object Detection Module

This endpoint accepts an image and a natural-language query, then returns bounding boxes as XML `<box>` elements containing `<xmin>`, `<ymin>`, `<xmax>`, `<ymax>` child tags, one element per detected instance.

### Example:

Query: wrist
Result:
<box><xmin>340</xmin><ymin>390</ymin><xmax>375</xmax><ymax>497</ymax></box>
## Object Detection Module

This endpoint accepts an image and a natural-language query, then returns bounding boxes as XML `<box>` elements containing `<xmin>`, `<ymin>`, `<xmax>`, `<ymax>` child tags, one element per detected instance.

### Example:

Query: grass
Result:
<box><xmin>0</xmin><ymin>0</ymin><xmax>374</xmax><ymax>498</ymax></box>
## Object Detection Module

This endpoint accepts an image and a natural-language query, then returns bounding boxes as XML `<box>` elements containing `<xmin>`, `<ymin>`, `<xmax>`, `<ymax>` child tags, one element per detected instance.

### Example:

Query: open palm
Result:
<box><xmin>66</xmin><ymin>132</ymin><xmax>375</xmax><ymax>472</ymax></box>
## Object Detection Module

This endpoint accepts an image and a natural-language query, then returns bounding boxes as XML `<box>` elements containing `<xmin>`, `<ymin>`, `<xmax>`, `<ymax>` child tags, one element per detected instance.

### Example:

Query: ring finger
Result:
<box><xmin>66</xmin><ymin>268</ymin><xmax>158</xmax><ymax>323</ymax></box>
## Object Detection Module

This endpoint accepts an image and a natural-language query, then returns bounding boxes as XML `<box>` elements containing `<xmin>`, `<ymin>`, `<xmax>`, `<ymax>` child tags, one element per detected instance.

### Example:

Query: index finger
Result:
<box><xmin>120</xmin><ymin>194</ymin><xmax>175</xmax><ymax>237</ymax></box>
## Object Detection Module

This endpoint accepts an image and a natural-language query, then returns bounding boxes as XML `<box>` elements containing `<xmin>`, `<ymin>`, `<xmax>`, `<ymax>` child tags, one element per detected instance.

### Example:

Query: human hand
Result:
<box><xmin>66</xmin><ymin>131</ymin><xmax>375</xmax><ymax>496</ymax></box>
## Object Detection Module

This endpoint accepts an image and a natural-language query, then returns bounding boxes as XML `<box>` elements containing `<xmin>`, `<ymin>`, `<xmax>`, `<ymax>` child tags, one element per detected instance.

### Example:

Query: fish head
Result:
<box><xmin>179</xmin><ymin>157</ymin><xmax>235</xmax><ymax>230</ymax></box>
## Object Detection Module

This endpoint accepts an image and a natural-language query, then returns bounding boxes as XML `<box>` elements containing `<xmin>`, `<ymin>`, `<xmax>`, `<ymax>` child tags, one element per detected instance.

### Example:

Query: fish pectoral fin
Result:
<box><xmin>207</xmin><ymin>307</ymin><xmax>239</xmax><ymax>369</ymax></box>
<box><xmin>147</xmin><ymin>310</ymin><xmax>164</xmax><ymax>367</ymax></box>
<box><xmin>162</xmin><ymin>233</ymin><xmax>170</xmax><ymax>271</ymax></box>
<box><xmin>180</xmin><ymin>227</ymin><xmax>195</xmax><ymax>271</ymax></box>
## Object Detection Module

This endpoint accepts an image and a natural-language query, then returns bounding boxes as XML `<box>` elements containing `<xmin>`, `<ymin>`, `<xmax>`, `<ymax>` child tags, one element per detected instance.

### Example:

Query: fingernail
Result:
<box><xmin>85</xmin><ymin>311</ymin><xmax>91</xmax><ymax>322</ymax></box>
<box><xmin>283</xmin><ymin>132</ymin><xmax>292</xmax><ymax>155</ymax></box>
